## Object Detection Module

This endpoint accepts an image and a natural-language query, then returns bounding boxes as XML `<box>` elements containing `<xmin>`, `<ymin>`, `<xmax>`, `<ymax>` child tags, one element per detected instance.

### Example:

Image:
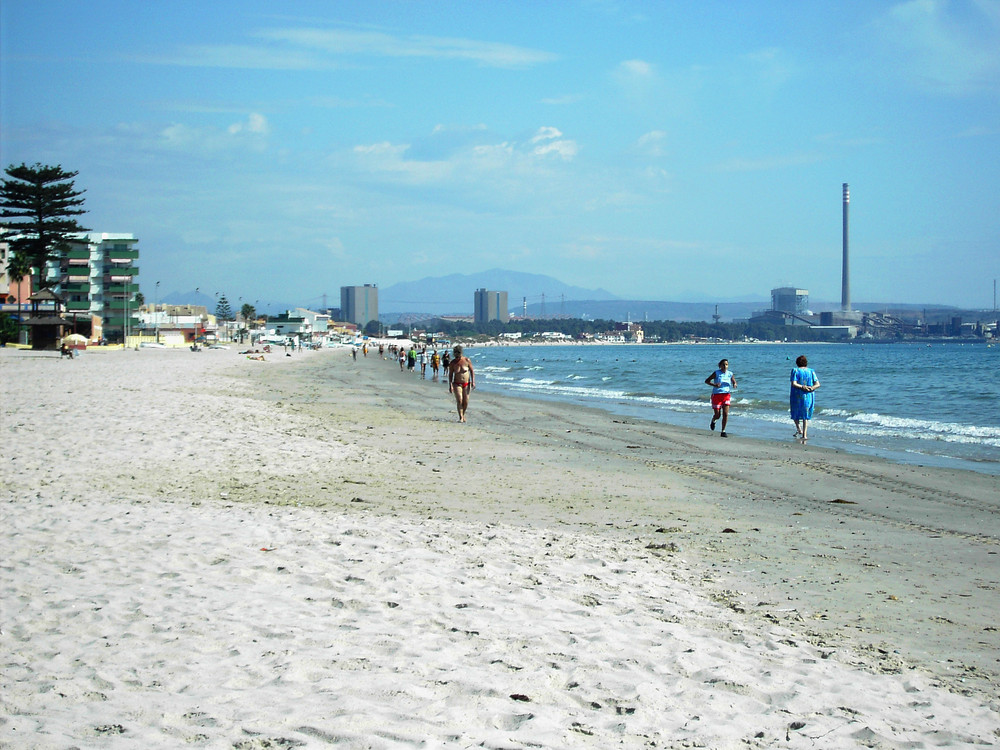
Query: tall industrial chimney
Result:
<box><xmin>841</xmin><ymin>183</ymin><xmax>850</xmax><ymax>312</ymax></box>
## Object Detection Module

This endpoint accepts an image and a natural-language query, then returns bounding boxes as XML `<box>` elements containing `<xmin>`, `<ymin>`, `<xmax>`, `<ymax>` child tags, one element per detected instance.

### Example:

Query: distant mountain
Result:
<box><xmin>161</xmin><ymin>290</ymin><xmax>218</xmax><ymax>308</ymax></box>
<box><xmin>378</xmin><ymin>269</ymin><xmax>619</xmax><ymax>315</ymax></box>
<box><xmin>160</xmin><ymin>292</ymin><xmax>293</xmax><ymax>315</ymax></box>
<box><xmin>521</xmin><ymin>299</ymin><xmax>763</xmax><ymax>323</ymax></box>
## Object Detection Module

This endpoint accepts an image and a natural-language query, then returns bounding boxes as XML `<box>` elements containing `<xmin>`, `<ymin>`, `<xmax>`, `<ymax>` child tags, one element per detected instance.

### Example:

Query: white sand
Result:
<box><xmin>2</xmin><ymin>346</ymin><xmax>998</xmax><ymax>748</ymax></box>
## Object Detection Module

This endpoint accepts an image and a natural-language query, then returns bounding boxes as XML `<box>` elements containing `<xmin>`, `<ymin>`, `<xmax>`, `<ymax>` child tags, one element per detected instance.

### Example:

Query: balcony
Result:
<box><xmin>66</xmin><ymin>300</ymin><xmax>92</xmax><ymax>311</ymax></box>
<box><xmin>62</xmin><ymin>282</ymin><xmax>91</xmax><ymax>295</ymax></box>
<box><xmin>104</xmin><ymin>283</ymin><xmax>134</xmax><ymax>294</ymax></box>
<box><xmin>105</xmin><ymin>299</ymin><xmax>138</xmax><ymax>311</ymax></box>
<box><xmin>106</xmin><ymin>248</ymin><xmax>139</xmax><ymax>261</ymax></box>
<box><xmin>65</xmin><ymin>269</ymin><xmax>91</xmax><ymax>280</ymax></box>
<box><xmin>104</xmin><ymin>268</ymin><xmax>139</xmax><ymax>281</ymax></box>
<box><xmin>65</xmin><ymin>249</ymin><xmax>91</xmax><ymax>261</ymax></box>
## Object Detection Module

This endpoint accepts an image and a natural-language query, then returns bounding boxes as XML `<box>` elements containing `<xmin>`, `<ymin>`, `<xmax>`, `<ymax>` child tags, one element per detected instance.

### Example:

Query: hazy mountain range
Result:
<box><xmin>378</xmin><ymin>269</ymin><xmax>621</xmax><ymax>314</ymax></box>
<box><xmin>162</xmin><ymin>269</ymin><xmax>973</xmax><ymax>323</ymax></box>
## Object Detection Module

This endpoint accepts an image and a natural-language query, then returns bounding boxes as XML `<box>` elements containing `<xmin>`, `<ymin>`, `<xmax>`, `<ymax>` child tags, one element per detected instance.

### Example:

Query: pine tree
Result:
<box><xmin>215</xmin><ymin>294</ymin><xmax>234</xmax><ymax>322</ymax></box>
<box><xmin>0</xmin><ymin>163</ymin><xmax>89</xmax><ymax>287</ymax></box>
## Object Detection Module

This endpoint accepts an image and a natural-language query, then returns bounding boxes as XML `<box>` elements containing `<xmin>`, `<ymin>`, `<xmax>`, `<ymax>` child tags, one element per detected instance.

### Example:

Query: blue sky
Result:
<box><xmin>2</xmin><ymin>0</ymin><xmax>998</xmax><ymax>310</ymax></box>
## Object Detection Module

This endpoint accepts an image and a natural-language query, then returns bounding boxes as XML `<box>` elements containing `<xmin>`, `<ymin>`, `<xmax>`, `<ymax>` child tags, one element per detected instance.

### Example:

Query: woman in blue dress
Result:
<box><xmin>789</xmin><ymin>355</ymin><xmax>820</xmax><ymax>440</ymax></box>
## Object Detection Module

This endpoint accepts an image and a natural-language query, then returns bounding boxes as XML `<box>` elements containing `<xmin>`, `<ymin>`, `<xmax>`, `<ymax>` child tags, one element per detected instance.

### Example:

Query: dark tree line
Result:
<box><xmin>419</xmin><ymin>317</ymin><xmax>833</xmax><ymax>342</ymax></box>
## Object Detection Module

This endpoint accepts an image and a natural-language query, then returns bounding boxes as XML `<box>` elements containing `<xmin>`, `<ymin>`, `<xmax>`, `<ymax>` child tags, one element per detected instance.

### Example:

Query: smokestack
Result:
<box><xmin>841</xmin><ymin>183</ymin><xmax>850</xmax><ymax>312</ymax></box>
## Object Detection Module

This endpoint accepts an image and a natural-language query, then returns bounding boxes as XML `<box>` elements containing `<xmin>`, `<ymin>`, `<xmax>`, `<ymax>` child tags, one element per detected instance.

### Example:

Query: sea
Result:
<box><xmin>464</xmin><ymin>341</ymin><xmax>1000</xmax><ymax>476</ymax></box>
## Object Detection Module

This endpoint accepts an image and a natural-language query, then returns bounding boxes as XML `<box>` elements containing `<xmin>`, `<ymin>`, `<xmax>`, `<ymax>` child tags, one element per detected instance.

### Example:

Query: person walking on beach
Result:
<box><xmin>705</xmin><ymin>358</ymin><xmax>737</xmax><ymax>437</ymax></box>
<box><xmin>790</xmin><ymin>354</ymin><xmax>820</xmax><ymax>440</ymax></box>
<box><xmin>448</xmin><ymin>345</ymin><xmax>475</xmax><ymax>422</ymax></box>
<box><xmin>419</xmin><ymin>347</ymin><xmax>428</xmax><ymax>378</ymax></box>
<box><xmin>431</xmin><ymin>349</ymin><xmax>441</xmax><ymax>380</ymax></box>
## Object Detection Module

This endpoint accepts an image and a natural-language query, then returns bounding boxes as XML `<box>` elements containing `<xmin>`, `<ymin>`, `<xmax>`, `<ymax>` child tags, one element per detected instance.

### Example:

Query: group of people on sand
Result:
<box><xmin>359</xmin><ymin>342</ymin><xmax>475</xmax><ymax>422</ymax></box>
<box><xmin>705</xmin><ymin>355</ymin><xmax>820</xmax><ymax>441</ymax></box>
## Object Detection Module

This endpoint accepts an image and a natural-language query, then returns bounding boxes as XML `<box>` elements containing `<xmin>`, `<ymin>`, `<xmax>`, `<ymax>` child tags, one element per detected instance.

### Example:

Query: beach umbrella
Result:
<box><xmin>62</xmin><ymin>333</ymin><xmax>88</xmax><ymax>345</ymax></box>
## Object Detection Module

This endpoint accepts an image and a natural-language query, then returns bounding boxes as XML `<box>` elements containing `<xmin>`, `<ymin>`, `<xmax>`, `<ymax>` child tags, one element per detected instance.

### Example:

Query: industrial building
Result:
<box><xmin>771</xmin><ymin>288</ymin><xmax>810</xmax><ymax>317</ymax></box>
<box><xmin>474</xmin><ymin>288</ymin><xmax>509</xmax><ymax>324</ymax></box>
<box><xmin>340</xmin><ymin>284</ymin><xmax>379</xmax><ymax>328</ymax></box>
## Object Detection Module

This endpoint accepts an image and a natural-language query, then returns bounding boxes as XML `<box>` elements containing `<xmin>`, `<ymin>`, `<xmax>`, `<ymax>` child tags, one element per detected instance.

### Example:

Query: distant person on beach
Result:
<box><xmin>448</xmin><ymin>345</ymin><xmax>475</xmax><ymax>422</ymax></box>
<box><xmin>441</xmin><ymin>351</ymin><xmax>451</xmax><ymax>373</ymax></box>
<box><xmin>431</xmin><ymin>350</ymin><xmax>440</xmax><ymax>380</ymax></box>
<box><xmin>420</xmin><ymin>348</ymin><xmax>428</xmax><ymax>378</ymax></box>
<box><xmin>790</xmin><ymin>355</ymin><xmax>820</xmax><ymax>440</ymax></box>
<box><xmin>705</xmin><ymin>358</ymin><xmax>737</xmax><ymax>437</ymax></box>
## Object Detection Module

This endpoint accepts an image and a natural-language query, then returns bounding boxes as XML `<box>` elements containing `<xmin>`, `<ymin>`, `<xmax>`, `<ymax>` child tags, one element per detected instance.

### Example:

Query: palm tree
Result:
<box><xmin>7</xmin><ymin>251</ymin><xmax>31</xmax><ymax>342</ymax></box>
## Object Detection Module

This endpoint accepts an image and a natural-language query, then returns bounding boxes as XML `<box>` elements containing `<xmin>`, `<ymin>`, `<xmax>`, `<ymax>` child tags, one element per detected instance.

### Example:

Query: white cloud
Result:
<box><xmin>228</xmin><ymin>113</ymin><xmax>270</xmax><ymax>135</ymax></box>
<box><xmin>533</xmin><ymin>139</ymin><xmax>579</xmax><ymax>160</ymax></box>
<box><xmin>531</xmin><ymin>126</ymin><xmax>563</xmax><ymax>143</ymax></box>
<box><xmin>259</xmin><ymin>27</ymin><xmax>558</xmax><ymax>69</ymax></box>
<box><xmin>618</xmin><ymin>59</ymin><xmax>654</xmax><ymax>78</ymax></box>
<box><xmin>876</xmin><ymin>0</ymin><xmax>1000</xmax><ymax>95</ymax></box>
<box><xmin>635</xmin><ymin>130</ymin><xmax>668</xmax><ymax>157</ymax></box>
<box><xmin>142</xmin><ymin>44</ymin><xmax>334</xmax><ymax>70</ymax></box>
<box><xmin>528</xmin><ymin>127</ymin><xmax>578</xmax><ymax>160</ymax></box>
<box><xmin>611</xmin><ymin>59</ymin><xmax>661</xmax><ymax>103</ymax></box>
<box><xmin>156</xmin><ymin>114</ymin><xmax>270</xmax><ymax>154</ymax></box>
<box><xmin>353</xmin><ymin>141</ymin><xmax>410</xmax><ymax>157</ymax></box>
<box><xmin>142</xmin><ymin>27</ymin><xmax>557</xmax><ymax>71</ymax></box>
<box><xmin>352</xmin><ymin>141</ymin><xmax>453</xmax><ymax>183</ymax></box>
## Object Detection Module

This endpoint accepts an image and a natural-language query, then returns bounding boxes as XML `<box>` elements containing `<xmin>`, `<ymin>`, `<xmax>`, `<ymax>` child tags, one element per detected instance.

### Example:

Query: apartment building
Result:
<box><xmin>47</xmin><ymin>232</ymin><xmax>140</xmax><ymax>342</ymax></box>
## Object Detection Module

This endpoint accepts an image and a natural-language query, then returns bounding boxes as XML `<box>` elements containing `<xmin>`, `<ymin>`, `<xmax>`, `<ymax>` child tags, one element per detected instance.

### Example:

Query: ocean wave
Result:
<box><xmin>843</xmin><ymin>412</ymin><xmax>1000</xmax><ymax>440</ymax></box>
<box><xmin>501</xmin><ymin>379</ymin><xmax>703</xmax><ymax>411</ymax></box>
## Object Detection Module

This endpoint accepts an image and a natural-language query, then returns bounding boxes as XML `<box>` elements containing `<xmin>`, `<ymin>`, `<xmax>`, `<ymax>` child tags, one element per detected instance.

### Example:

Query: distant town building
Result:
<box><xmin>138</xmin><ymin>304</ymin><xmax>212</xmax><ymax>346</ymax></box>
<box><xmin>474</xmin><ymin>288</ymin><xmax>509</xmax><ymax>324</ymax></box>
<box><xmin>340</xmin><ymin>284</ymin><xmax>378</xmax><ymax>328</ymax></box>
<box><xmin>268</xmin><ymin>307</ymin><xmax>330</xmax><ymax>342</ymax></box>
<box><xmin>771</xmin><ymin>287</ymin><xmax>809</xmax><ymax>316</ymax></box>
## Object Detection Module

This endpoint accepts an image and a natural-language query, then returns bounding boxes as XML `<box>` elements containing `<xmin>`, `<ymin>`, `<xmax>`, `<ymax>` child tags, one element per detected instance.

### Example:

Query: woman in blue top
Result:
<box><xmin>789</xmin><ymin>355</ymin><xmax>820</xmax><ymax>440</ymax></box>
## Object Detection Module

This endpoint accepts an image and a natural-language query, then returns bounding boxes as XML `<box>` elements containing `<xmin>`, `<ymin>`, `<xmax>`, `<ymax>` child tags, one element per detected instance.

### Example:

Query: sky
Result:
<box><xmin>2</xmin><ymin>0</ymin><xmax>999</xmax><ymax>311</ymax></box>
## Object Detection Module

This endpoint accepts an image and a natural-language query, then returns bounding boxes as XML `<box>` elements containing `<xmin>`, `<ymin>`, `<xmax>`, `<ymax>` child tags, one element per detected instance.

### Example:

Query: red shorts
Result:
<box><xmin>711</xmin><ymin>393</ymin><xmax>731</xmax><ymax>409</ymax></box>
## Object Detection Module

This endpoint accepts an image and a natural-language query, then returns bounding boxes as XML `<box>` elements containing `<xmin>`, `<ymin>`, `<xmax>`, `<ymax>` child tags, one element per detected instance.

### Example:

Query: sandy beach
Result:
<box><xmin>2</xmin><ymin>345</ymin><xmax>998</xmax><ymax>749</ymax></box>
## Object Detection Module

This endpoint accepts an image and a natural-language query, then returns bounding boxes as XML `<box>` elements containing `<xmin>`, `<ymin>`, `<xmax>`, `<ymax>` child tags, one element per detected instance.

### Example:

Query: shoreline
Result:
<box><xmin>461</xmin><ymin>341</ymin><xmax>1000</xmax><ymax>477</ymax></box>
<box><xmin>3</xmin><ymin>346</ymin><xmax>999</xmax><ymax>746</ymax></box>
<box><xmin>324</xmin><ymin>348</ymin><xmax>1000</xmax><ymax>686</ymax></box>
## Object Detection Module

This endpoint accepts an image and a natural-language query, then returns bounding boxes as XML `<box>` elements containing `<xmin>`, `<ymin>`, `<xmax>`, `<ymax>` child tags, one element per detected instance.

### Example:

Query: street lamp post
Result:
<box><xmin>155</xmin><ymin>280</ymin><xmax>160</xmax><ymax>343</ymax></box>
<box><xmin>124</xmin><ymin>280</ymin><xmax>129</xmax><ymax>349</ymax></box>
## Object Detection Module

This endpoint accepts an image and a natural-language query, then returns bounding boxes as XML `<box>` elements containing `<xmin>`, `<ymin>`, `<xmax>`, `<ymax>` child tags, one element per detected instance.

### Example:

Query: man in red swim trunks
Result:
<box><xmin>447</xmin><ymin>345</ymin><xmax>475</xmax><ymax>423</ymax></box>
